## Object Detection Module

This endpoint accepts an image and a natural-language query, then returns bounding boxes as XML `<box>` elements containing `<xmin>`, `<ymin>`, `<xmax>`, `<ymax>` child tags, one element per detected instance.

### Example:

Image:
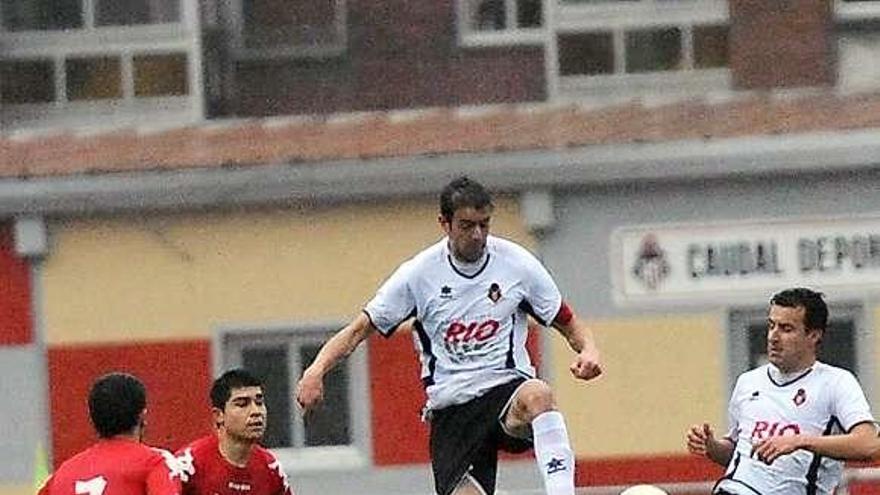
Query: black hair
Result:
<box><xmin>439</xmin><ymin>176</ymin><xmax>493</xmax><ymax>222</ymax></box>
<box><xmin>88</xmin><ymin>372</ymin><xmax>146</xmax><ymax>438</ymax></box>
<box><xmin>770</xmin><ymin>287</ymin><xmax>828</xmax><ymax>332</ymax></box>
<box><xmin>210</xmin><ymin>368</ymin><xmax>263</xmax><ymax>409</ymax></box>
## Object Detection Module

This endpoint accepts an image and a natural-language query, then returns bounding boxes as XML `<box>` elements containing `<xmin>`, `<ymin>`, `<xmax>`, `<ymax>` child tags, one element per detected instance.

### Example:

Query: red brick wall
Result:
<box><xmin>729</xmin><ymin>0</ymin><xmax>835</xmax><ymax>89</ymax></box>
<box><xmin>232</xmin><ymin>0</ymin><xmax>545</xmax><ymax>116</ymax></box>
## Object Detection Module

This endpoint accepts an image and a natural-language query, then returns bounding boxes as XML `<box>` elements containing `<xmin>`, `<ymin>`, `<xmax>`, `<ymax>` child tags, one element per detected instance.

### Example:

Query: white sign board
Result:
<box><xmin>612</xmin><ymin>216</ymin><xmax>880</xmax><ymax>304</ymax></box>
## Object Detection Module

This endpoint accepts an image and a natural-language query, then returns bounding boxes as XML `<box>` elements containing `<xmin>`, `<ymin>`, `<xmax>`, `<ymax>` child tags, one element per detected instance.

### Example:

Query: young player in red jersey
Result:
<box><xmin>37</xmin><ymin>372</ymin><xmax>183</xmax><ymax>495</ymax></box>
<box><xmin>177</xmin><ymin>369</ymin><xmax>292</xmax><ymax>495</ymax></box>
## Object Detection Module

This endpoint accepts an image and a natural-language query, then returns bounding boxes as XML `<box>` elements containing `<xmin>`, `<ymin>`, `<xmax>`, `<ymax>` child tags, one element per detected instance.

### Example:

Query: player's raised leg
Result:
<box><xmin>504</xmin><ymin>379</ymin><xmax>574</xmax><ymax>495</ymax></box>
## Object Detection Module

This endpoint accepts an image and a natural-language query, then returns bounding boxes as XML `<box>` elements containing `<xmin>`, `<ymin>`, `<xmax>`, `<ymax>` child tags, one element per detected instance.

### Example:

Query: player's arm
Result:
<box><xmin>549</xmin><ymin>302</ymin><xmax>602</xmax><ymax>381</ymax></box>
<box><xmin>296</xmin><ymin>312</ymin><xmax>376</xmax><ymax>411</ymax></box>
<box><xmin>753</xmin><ymin>422</ymin><xmax>880</xmax><ymax>464</ymax></box>
<box><xmin>686</xmin><ymin>423</ymin><xmax>735</xmax><ymax>466</ymax></box>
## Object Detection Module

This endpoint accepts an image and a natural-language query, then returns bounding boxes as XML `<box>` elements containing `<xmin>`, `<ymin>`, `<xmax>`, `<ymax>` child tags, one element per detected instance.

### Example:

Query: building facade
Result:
<box><xmin>3</xmin><ymin>1</ymin><xmax>880</xmax><ymax>495</ymax></box>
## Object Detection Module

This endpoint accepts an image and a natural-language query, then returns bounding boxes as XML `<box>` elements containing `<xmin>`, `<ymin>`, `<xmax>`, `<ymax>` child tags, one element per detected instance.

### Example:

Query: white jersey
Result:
<box><xmin>716</xmin><ymin>362</ymin><xmax>876</xmax><ymax>495</ymax></box>
<box><xmin>364</xmin><ymin>235</ymin><xmax>563</xmax><ymax>410</ymax></box>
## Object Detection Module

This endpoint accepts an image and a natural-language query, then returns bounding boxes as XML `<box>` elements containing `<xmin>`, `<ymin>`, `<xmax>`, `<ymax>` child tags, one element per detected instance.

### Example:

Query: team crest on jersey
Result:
<box><xmin>488</xmin><ymin>283</ymin><xmax>502</xmax><ymax>303</ymax></box>
<box><xmin>793</xmin><ymin>388</ymin><xmax>807</xmax><ymax>406</ymax></box>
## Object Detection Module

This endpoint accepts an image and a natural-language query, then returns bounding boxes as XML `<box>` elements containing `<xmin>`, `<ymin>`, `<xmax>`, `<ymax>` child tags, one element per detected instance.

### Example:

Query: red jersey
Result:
<box><xmin>37</xmin><ymin>438</ymin><xmax>182</xmax><ymax>495</ymax></box>
<box><xmin>176</xmin><ymin>435</ymin><xmax>292</xmax><ymax>495</ymax></box>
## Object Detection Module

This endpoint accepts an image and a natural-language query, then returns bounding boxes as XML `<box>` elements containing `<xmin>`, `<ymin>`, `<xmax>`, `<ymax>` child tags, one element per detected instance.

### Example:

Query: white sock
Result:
<box><xmin>532</xmin><ymin>411</ymin><xmax>575</xmax><ymax>495</ymax></box>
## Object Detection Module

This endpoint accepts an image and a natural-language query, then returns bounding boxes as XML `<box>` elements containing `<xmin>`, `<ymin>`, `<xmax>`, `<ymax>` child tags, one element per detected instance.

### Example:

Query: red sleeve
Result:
<box><xmin>146</xmin><ymin>454</ymin><xmax>182</xmax><ymax>495</ymax></box>
<box><xmin>552</xmin><ymin>300</ymin><xmax>574</xmax><ymax>326</ymax></box>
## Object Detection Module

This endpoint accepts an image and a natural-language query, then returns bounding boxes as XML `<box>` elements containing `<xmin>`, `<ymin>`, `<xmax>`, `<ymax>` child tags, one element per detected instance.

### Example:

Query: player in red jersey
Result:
<box><xmin>176</xmin><ymin>369</ymin><xmax>292</xmax><ymax>495</ymax></box>
<box><xmin>37</xmin><ymin>372</ymin><xmax>183</xmax><ymax>495</ymax></box>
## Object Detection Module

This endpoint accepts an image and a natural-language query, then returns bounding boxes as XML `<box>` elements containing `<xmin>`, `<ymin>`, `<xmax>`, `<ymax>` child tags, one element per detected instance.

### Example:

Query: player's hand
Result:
<box><xmin>686</xmin><ymin>423</ymin><xmax>715</xmax><ymax>457</ymax></box>
<box><xmin>752</xmin><ymin>435</ymin><xmax>802</xmax><ymax>464</ymax></box>
<box><xmin>295</xmin><ymin>371</ymin><xmax>324</xmax><ymax>412</ymax></box>
<box><xmin>569</xmin><ymin>347</ymin><xmax>602</xmax><ymax>381</ymax></box>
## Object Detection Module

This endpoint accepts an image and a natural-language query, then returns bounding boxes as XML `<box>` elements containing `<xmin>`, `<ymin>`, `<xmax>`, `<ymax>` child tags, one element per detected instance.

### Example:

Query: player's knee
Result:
<box><xmin>516</xmin><ymin>380</ymin><xmax>555</xmax><ymax>419</ymax></box>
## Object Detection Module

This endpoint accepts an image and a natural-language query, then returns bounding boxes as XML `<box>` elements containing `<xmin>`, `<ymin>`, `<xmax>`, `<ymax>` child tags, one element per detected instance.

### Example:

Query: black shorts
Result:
<box><xmin>429</xmin><ymin>378</ymin><xmax>533</xmax><ymax>495</ymax></box>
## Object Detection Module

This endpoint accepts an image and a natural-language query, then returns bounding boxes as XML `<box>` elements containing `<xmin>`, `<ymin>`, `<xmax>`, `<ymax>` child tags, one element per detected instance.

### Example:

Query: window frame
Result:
<box><xmin>0</xmin><ymin>0</ymin><xmax>202</xmax><ymax>129</ymax></box>
<box><xmin>551</xmin><ymin>0</ymin><xmax>732</xmax><ymax>99</ymax></box>
<box><xmin>836</xmin><ymin>0</ymin><xmax>880</xmax><ymax>21</ymax></box>
<box><xmin>457</xmin><ymin>0</ymin><xmax>547</xmax><ymax>47</ymax></box>
<box><xmin>224</xmin><ymin>0</ymin><xmax>347</xmax><ymax>60</ymax></box>
<box><xmin>216</xmin><ymin>322</ymin><xmax>373</xmax><ymax>473</ymax></box>
<box><xmin>727</xmin><ymin>302</ymin><xmax>873</xmax><ymax>397</ymax></box>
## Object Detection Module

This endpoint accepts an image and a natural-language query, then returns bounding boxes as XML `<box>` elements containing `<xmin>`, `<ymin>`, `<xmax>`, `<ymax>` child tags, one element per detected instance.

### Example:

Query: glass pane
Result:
<box><xmin>626</xmin><ymin>27</ymin><xmax>682</xmax><ymax>73</ymax></box>
<box><xmin>242</xmin><ymin>346</ymin><xmax>292</xmax><ymax>449</ymax></box>
<box><xmin>66</xmin><ymin>57</ymin><xmax>122</xmax><ymax>101</ymax></box>
<box><xmin>133</xmin><ymin>53</ymin><xmax>188</xmax><ymax>97</ymax></box>
<box><xmin>243</xmin><ymin>0</ymin><xmax>339</xmax><ymax>49</ymax></box>
<box><xmin>470</xmin><ymin>0</ymin><xmax>505</xmax><ymax>31</ymax></box>
<box><xmin>694</xmin><ymin>24</ymin><xmax>729</xmax><ymax>69</ymax></box>
<box><xmin>558</xmin><ymin>32</ymin><xmax>614</xmax><ymax>76</ymax></box>
<box><xmin>0</xmin><ymin>59</ymin><xmax>55</xmax><ymax>104</ymax></box>
<box><xmin>94</xmin><ymin>0</ymin><xmax>179</xmax><ymax>25</ymax></box>
<box><xmin>300</xmin><ymin>343</ymin><xmax>351</xmax><ymax>446</ymax></box>
<box><xmin>517</xmin><ymin>0</ymin><xmax>542</xmax><ymax>28</ymax></box>
<box><xmin>1</xmin><ymin>0</ymin><xmax>81</xmax><ymax>31</ymax></box>
<box><xmin>748</xmin><ymin>319</ymin><xmax>857</xmax><ymax>375</ymax></box>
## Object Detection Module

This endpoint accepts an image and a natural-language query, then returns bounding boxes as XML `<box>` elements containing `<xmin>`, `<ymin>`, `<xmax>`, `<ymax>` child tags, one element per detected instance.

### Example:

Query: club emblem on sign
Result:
<box><xmin>632</xmin><ymin>234</ymin><xmax>670</xmax><ymax>290</ymax></box>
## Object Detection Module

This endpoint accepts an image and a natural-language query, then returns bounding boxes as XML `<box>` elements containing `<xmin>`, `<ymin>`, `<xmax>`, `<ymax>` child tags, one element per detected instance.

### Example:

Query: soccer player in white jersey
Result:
<box><xmin>296</xmin><ymin>176</ymin><xmax>602</xmax><ymax>495</ymax></box>
<box><xmin>686</xmin><ymin>287</ymin><xmax>880</xmax><ymax>495</ymax></box>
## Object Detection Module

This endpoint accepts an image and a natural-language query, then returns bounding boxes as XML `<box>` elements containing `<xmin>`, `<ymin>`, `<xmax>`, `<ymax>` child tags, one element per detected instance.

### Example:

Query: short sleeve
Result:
<box><xmin>725</xmin><ymin>377</ymin><xmax>743</xmax><ymax>441</ymax></box>
<box><xmin>364</xmin><ymin>262</ymin><xmax>416</xmax><ymax>336</ymax></box>
<box><xmin>832</xmin><ymin>370</ymin><xmax>875</xmax><ymax>432</ymax></box>
<box><xmin>266</xmin><ymin>452</ymin><xmax>293</xmax><ymax>495</ymax></box>
<box><xmin>147</xmin><ymin>450</ymin><xmax>183</xmax><ymax>495</ymax></box>
<box><xmin>519</xmin><ymin>249</ymin><xmax>562</xmax><ymax>326</ymax></box>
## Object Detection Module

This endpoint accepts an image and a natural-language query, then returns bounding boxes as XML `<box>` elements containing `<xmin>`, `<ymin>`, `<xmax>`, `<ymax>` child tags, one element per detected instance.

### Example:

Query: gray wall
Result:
<box><xmin>541</xmin><ymin>168</ymin><xmax>880</xmax><ymax>319</ymax></box>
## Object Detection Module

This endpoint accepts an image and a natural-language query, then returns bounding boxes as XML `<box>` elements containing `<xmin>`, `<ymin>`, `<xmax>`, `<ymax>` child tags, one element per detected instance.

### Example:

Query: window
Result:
<box><xmin>0</xmin><ymin>0</ymin><xmax>179</xmax><ymax>31</ymax></box>
<box><xmin>0</xmin><ymin>59</ymin><xmax>55</xmax><ymax>104</ymax></box>
<box><xmin>557</xmin><ymin>24</ymin><xmax>729</xmax><ymax>76</ymax></box>
<box><xmin>0</xmin><ymin>0</ymin><xmax>201</xmax><ymax>129</ymax></box>
<box><xmin>1</xmin><ymin>0</ymin><xmax>82</xmax><ymax>31</ymax></box>
<box><xmin>133</xmin><ymin>53</ymin><xmax>188</xmax><ymax>96</ymax></box>
<box><xmin>94</xmin><ymin>0</ymin><xmax>179</xmax><ymax>26</ymax></box>
<box><xmin>220</xmin><ymin>325</ymin><xmax>370</xmax><ymax>469</ymax></box>
<box><xmin>459</xmin><ymin>0</ymin><xmax>544</xmax><ymax>45</ymax></box>
<box><xmin>0</xmin><ymin>52</ymin><xmax>190</xmax><ymax>105</ymax></box>
<box><xmin>229</xmin><ymin>0</ymin><xmax>346</xmax><ymax>58</ymax></box>
<box><xmin>554</xmin><ymin>0</ymin><xmax>730</xmax><ymax>98</ymax></box>
<box><xmin>728</xmin><ymin>304</ymin><xmax>869</xmax><ymax>389</ymax></box>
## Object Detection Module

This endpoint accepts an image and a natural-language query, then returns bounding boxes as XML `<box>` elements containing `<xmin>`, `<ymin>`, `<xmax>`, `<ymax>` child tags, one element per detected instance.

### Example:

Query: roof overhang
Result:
<box><xmin>2</xmin><ymin>127</ymin><xmax>879</xmax><ymax>217</ymax></box>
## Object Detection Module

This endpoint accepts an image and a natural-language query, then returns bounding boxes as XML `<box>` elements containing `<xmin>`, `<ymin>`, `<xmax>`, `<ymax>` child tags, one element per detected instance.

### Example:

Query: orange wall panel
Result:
<box><xmin>48</xmin><ymin>340</ymin><xmax>213</xmax><ymax>467</ymax></box>
<box><xmin>0</xmin><ymin>225</ymin><xmax>32</xmax><ymax>346</ymax></box>
<box><xmin>368</xmin><ymin>331</ymin><xmax>430</xmax><ymax>465</ymax></box>
<box><xmin>575</xmin><ymin>455</ymin><xmax>722</xmax><ymax>486</ymax></box>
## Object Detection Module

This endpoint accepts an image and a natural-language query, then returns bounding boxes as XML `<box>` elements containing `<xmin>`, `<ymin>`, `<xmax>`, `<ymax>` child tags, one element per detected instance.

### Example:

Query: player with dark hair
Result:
<box><xmin>297</xmin><ymin>176</ymin><xmax>602</xmax><ymax>495</ymax></box>
<box><xmin>38</xmin><ymin>372</ymin><xmax>182</xmax><ymax>495</ymax></box>
<box><xmin>177</xmin><ymin>369</ymin><xmax>292</xmax><ymax>495</ymax></box>
<box><xmin>687</xmin><ymin>287</ymin><xmax>880</xmax><ymax>495</ymax></box>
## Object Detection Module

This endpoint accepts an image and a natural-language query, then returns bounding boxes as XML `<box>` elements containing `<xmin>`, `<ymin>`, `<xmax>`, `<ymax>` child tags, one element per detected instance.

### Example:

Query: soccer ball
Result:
<box><xmin>619</xmin><ymin>485</ymin><xmax>669</xmax><ymax>495</ymax></box>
